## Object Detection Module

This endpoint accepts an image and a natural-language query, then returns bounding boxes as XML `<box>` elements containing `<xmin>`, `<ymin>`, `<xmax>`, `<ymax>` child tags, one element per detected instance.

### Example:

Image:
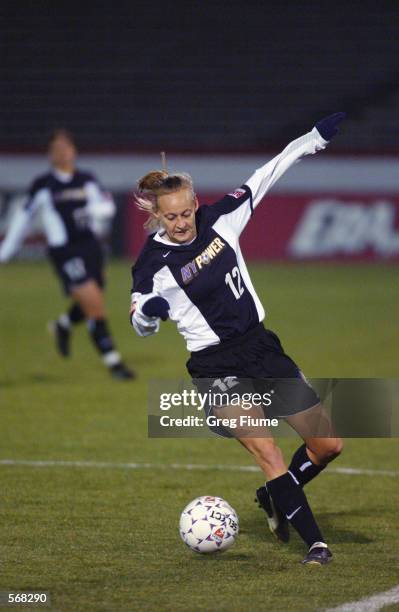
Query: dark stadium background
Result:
<box><xmin>1</xmin><ymin>0</ymin><xmax>398</xmax><ymax>261</ymax></box>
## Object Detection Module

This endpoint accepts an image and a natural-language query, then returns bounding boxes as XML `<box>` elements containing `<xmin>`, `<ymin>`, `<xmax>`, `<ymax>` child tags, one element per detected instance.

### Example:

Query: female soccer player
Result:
<box><xmin>0</xmin><ymin>129</ymin><xmax>134</xmax><ymax>380</ymax></box>
<box><xmin>130</xmin><ymin>114</ymin><xmax>345</xmax><ymax>564</ymax></box>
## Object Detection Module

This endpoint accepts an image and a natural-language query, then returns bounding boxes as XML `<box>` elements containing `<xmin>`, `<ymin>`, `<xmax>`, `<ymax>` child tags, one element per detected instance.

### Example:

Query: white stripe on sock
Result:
<box><xmin>103</xmin><ymin>351</ymin><xmax>121</xmax><ymax>367</ymax></box>
<box><xmin>288</xmin><ymin>470</ymin><xmax>300</xmax><ymax>485</ymax></box>
<box><xmin>58</xmin><ymin>314</ymin><xmax>70</xmax><ymax>329</ymax></box>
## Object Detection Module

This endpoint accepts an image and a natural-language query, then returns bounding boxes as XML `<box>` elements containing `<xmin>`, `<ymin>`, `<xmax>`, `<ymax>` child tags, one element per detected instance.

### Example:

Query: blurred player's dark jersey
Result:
<box><xmin>26</xmin><ymin>170</ymin><xmax>98</xmax><ymax>245</ymax></box>
<box><xmin>0</xmin><ymin>167</ymin><xmax>115</xmax><ymax>290</ymax></box>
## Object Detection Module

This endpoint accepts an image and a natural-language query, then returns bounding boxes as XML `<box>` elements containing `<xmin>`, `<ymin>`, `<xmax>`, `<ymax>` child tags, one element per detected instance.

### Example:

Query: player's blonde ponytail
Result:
<box><xmin>135</xmin><ymin>169</ymin><xmax>194</xmax><ymax>232</ymax></box>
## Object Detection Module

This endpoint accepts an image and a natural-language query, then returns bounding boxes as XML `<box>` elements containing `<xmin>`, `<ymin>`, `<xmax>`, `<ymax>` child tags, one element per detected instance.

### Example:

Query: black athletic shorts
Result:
<box><xmin>186</xmin><ymin>323</ymin><xmax>320</xmax><ymax>437</ymax></box>
<box><xmin>48</xmin><ymin>238</ymin><xmax>104</xmax><ymax>295</ymax></box>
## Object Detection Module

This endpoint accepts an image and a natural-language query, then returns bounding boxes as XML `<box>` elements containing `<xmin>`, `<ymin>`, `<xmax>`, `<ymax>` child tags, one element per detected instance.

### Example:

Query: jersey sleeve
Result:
<box><xmin>0</xmin><ymin>179</ymin><xmax>48</xmax><ymax>262</ymax></box>
<box><xmin>208</xmin><ymin>127</ymin><xmax>328</xmax><ymax>236</ymax></box>
<box><xmin>130</xmin><ymin>252</ymin><xmax>162</xmax><ymax>337</ymax></box>
<box><xmin>131</xmin><ymin>256</ymin><xmax>157</xmax><ymax>301</ymax></box>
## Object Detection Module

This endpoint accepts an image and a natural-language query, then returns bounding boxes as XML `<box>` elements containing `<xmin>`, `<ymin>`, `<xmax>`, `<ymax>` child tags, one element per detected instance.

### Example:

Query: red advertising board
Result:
<box><xmin>126</xmin><ymin>192</ymin><xmax>399</xmax><ymax>262</ymax></box>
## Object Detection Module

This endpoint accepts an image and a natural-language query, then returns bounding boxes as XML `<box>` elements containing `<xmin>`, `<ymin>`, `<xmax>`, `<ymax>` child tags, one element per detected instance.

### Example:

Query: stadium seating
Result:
<box><xmin>1</xmin><ymin>0</ymin><xmax>398</xmax><ymax>151</ymax></box>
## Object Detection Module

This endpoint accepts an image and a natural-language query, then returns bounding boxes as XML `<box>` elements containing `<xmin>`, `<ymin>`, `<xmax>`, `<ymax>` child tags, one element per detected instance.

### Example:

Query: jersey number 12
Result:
<box><xmin>225</xmin><ymin>266</ymin><xmax>244</xmax><ymax>300</ymax></box>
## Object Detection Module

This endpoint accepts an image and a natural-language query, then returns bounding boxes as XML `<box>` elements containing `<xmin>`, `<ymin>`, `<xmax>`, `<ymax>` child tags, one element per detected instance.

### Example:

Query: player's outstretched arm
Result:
<box><xmin>246</xmin><ymin>112</ymin><xmax>346</xmax><ymax>210</ymax></box>
<box><xmin>130</xmin><ymin>293</ymin><xmax>170</xmax><ymax>337</ymax></box>
<box><xmin>210</xmin><ymin>113</ymin><xmax>346</xmax><ymax>239</ymax></box>
<box><xmin>0</xmin><ymin>180</ymin><xmax>50</xmax><ymax>263</ymax></box>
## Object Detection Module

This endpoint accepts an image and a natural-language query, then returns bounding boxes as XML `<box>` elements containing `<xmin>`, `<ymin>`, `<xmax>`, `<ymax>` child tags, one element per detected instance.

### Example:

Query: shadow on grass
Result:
<box><xmin>317</xmin><ymin>510</ymin><xmax>374</xmax><ymax>544</ymax></box>
<box><xmin>245</xmin><ymin>508</ymin><xmax>374</xmax><ymax>551</ymax></box>
<box><xmin>189</xmin><ymin>552</ymin><xmax>254</xmax><ymax>562</ymax></box>
<box><xmin>0</xmin><ymin>372</ymin><xmax>67</xmax><ymax>387</ymax></box>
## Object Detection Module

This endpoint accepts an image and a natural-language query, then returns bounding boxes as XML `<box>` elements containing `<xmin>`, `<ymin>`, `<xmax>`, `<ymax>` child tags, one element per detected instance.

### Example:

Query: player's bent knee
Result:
<box><xmin>331</xmin><ymin>437</ymin><xmax>344</xmax><ymax>458</ymax></box>
<box><xmin>315</xmin><ymin>437</ymin><xmax>344</xmax><ymax>463</ymax></box>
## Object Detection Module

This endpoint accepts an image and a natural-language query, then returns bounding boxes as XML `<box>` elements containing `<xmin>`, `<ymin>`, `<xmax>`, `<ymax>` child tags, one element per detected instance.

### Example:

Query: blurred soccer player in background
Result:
<box><xmin>130</xmin><ymin>114</ymin><xmax>345</xmax><ymax>564</ymax></box>
<box><xmin>0</xmin><ymin>129</ymin><xmax>134</xmax><ymax>380</ymax></box>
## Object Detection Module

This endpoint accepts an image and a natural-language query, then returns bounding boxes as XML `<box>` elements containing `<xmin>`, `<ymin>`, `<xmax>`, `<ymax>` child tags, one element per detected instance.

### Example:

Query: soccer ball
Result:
<box><xmin>179</xmin><ymin>495</ymin><xmax>239</xmax><ymax>553</ymax></box>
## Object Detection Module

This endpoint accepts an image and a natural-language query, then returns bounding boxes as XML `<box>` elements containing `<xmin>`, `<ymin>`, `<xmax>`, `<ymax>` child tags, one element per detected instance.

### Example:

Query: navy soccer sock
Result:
<box><xmin>58</xmin><ymin>302</ymin><xmax>85</xmax><ymax>328</ymax></box>
<box><xmin>288</xmin><ymin>444</ymin><xmax>326</xmax><ymax>487</ymax></box>
<box><xmin>87</xmin><ymin>318</ymin><xmax>121</xmax><ymax>367</ymax></box>
<box><xmin>68</xmin><ymin>302</ymin><xmax>85</xmax><ymax>325</ymax></box>
<box><xmin>266</xmin><ymin>471</ymin><xmax>325</xmax><ymax>548</ymax></box>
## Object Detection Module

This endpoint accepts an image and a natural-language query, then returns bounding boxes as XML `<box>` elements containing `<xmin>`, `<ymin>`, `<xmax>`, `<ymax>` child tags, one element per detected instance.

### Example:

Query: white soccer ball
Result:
<box><xmin>179</xmin><ymin>495</ymin><xmax>239</xmax><ymax>553</ymax></box>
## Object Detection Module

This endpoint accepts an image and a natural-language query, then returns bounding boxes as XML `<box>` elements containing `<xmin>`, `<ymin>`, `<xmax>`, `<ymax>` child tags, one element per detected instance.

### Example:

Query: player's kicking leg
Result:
<box><xmin>212</xmin><ymin>402</ymin><xmax>290</xmax><ymax>543</ymax></box>
<box><xmin>240</xmin><ymin>435</ymin><xmax>333</xmax><ymax>565</ymax></box>
<box><xmin>212</xmin><ymin>398</ymin><xmax>339</xmax><ymax>564</ymax></box>
<box><xmin>285</xmin><ymin>404</ymin><xmax>343</xmax><ymax>564</ymax></box>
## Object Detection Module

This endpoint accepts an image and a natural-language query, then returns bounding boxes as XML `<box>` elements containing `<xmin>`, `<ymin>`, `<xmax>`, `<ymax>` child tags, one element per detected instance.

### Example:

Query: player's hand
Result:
<box><xmin>315</xmin><ymin>112</ymin><xmax>346</xmax><ymax>141</ymax></box>
<box><xmin>129</xmin><ymin>302</ymin><xmax>136</xmax><ymax>325</ymax></box>
<box><xmin>141</xmin><ymin>296</ymin><xmax>170</xmax><ymax>321</ymax></box>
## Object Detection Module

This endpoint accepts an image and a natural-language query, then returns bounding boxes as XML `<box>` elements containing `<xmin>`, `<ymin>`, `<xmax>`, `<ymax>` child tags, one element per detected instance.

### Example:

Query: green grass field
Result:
<box><xmin>1</xmin><ymin>260</ymin><xmax>399</xmax><ymax>612</ymax></box>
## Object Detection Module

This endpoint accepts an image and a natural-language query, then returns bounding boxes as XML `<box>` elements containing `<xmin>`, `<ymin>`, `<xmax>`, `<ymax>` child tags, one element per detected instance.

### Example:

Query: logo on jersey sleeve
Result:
<box><xmin>181</xmin><ymin>237</ymin><xmax>226</xmax><ymax>284</ymax></box>
<box><xmin>228</xmin><ymin>188</ymin><xmax>246</xmax><ymax>199</ymax></box>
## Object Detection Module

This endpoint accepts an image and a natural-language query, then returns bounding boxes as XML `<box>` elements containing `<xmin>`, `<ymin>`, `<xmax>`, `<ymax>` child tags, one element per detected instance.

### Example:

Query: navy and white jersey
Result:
<box><xmin>131</xmin><ymin>128</ymin><xmax>328</xmax><ymax>352</ymax></box>
<box><xmin>0</xmin><ymin>169</ymin><xmax>115</xmax><ymax>261</ymax></box>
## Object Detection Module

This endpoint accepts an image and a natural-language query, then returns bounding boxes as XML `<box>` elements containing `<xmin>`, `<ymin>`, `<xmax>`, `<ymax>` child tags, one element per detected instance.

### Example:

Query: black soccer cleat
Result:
<box><xmin>49</xmin><ymin>321</ymin><xmax>71</xmax><ymax>358</ymax></box>
<box><xmin>255</xmin><ymin>486</ymin><xmax>290</xmax><ymax>543</ymax></box>
<box><xmin>110</xmin><ymin>362</ymin><xmax>136</xmax><ymax>380</ymax></box>
<box><xmin>302</xmin><ymin>542</ymin><xmax>333</xmax><ymax>566</ymax></box>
